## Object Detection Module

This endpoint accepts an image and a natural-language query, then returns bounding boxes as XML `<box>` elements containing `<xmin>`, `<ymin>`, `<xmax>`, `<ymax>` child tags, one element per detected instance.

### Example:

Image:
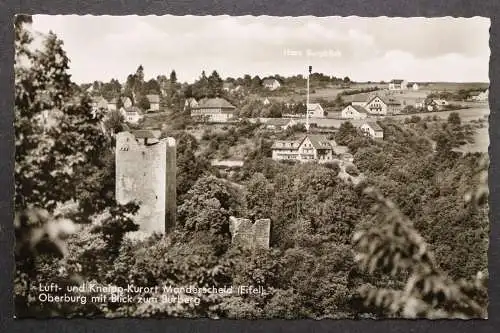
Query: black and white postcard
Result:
<box><xmin>14</xmin><ymin>15</ymin><xmax>490</xmax><ymax>319</ymax></box>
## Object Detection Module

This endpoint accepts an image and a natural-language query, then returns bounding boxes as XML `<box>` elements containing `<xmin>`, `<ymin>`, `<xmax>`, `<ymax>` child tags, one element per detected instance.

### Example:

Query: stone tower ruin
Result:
<box><xmin>116</xmin><ymin>130</ymin><xmax>176</xmax><ymax>234</ymax></box>
<box><xmin>229</xmin><ymin>217</ymin><xmax>271</xmax><ymax>250</ymax></box>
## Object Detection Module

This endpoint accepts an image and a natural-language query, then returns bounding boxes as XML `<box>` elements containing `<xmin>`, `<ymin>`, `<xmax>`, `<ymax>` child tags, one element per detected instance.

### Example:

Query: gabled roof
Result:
<box><xmin>386</xmin><ymin>98</ymin><xmax>401</xmax><ymax>106</ymax></box>
<box><xmin>124</xmin><ymin>106</ymin><xmax>143</xmax><ymax>114</ymax></box>
<box><xmin>92</xmin><ymin>96</ymin><xmax>107</xmax><ymax>103</ymax></box>
<box><xmin>146</xmin><ymin>94</ymin><xmax>160</xmax><ymax>103</ymax></box>
<box><xmin>266</xmin><ymin>118</ymin><xmax>294</xmax><ymax>126</ymax></box>
<box><xmin>366</xmin><ymin>95</ymin><xmax>387</xmax><ymax>106</ymax></box>
<box><xmin>351</xmin><ymin>95</ymin><xmax>368</xmax><ymax>103</ymax></box>
<box><xmin>108</xmin><ymin>97</ymin><xmax>118</xmax><ymax>104</ymax></box>
<box><xmin>390</xmin><ymin>79</ymin><xmax>405</xmax><ymax>84</ymax></box>
<box><xmin>131</xmin><ymin>129</ymin><xmax>161</xmax><ymax>139</ymax></box>
<box><xmin>349</xmin><ymin>105</ymin><xmax>369</xmax><ymax>114</ymax></box>
<box><xmin>363</xmin><ymin>121</ymin><xmax>383</xmax><ymax>132</ymax></box>
<box><xmin>262</xmin><ymin>78</ymin><xmax>280</xmax><ymax>85</ymax></box>
<box><xmin>271</xmin><ymin>140</ymin><xmax>300</xmax><ymax>150</ymax></box>
<box><xmin>307</xmin><ymin>103</ymin><xmax>323</xmax><ymax>111</ymax></box>
<box><xmin>195</xmin><ymin>97</ymin><xmax>235</xmax><ymax>109</ymax></box>
<box><xmin>301</xmin><ymin>135</ymin><xmax>333</xmax><ymax>150</ymax></box>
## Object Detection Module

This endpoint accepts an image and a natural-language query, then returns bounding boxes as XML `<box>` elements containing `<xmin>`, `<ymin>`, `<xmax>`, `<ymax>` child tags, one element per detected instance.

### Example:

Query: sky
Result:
<box><xmin>31</xmin><ymin>15</ymin><xmax>490</xmax><ymax>84</ymax></box>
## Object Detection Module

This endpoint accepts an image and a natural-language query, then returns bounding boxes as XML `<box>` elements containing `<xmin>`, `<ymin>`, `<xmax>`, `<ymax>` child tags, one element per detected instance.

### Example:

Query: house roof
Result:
<box><xmin>432</xmin><ymin>99</ymin><xmax>447</xmax><ymax>104</ymax></box>
<box><xmin>124</xmin><ymin>106</ymin><xmax>143</xmax><ymax>114</ymax></box>
<box><xmin>146</xmin><ymin>94</ymin><xmax>160</xmax><ymax>103</ymax></box>
<box><xmin>301</xmin><ymin>135</ymin><xmax>333</xmax><ymax>150</ymax></box>
<box><xmin>350</xmin><ymin>105</ymin><xmax>369</xmax><ymax>114</ymax></box>
<box><xmin>223</xmin><ymin>82</ymin><xmax>234</xmax><ymax>89</ymax></box>
<box><xmin>386</xmin><ymin>98</ymin><xmax>402</xmax><ymax>106</ymax></box>
<box><xmin>108</xmin><ymin>97</ymin><xmax>118</xmax><ymax>104</ymax></box>
<box><xmin>363</xmin><ymin>122</ymin><xmax>383</xmax><ymax>132</ymax></box>
<box><xmin>262</xmin><ymin>78</ymin><xmax>280</xmax><ymax>85</ymax></box>
<box><xmin>266</xmin><ymin>118</ymin><xmax>293</xmax><ymax>126</ymax></box>
<box><xmin>307</xmin><ymin>103</ymin><xmax>323</xmax><ymax>111</ymax></box>
<box><xmin>271</xmin><ymin>140</ymin><xmax>300</xmax><ymax>150</ymax></box>
<box><xmin>195</xmin><ymin>97</ymin><xmax>236</xmax><ymax>109</ymax></box>
<box><xmin>366</xmin><ymin>95</ymin><xmax>387</xmax><ymax>106</ymax></box>
<box><xmin>390</xmin><ymin>79</ymin><xmax>405</xmax><ymax>84</ymax></box>
<box><xmin>132</xmin><ymin>129</ymin><xmax>160</xmax><ymax>139</ymax></box>
<box><xmin>351</xmin><ymin>95</ymin><xmax>367</xmax><ymax>102</ymax></box>
<box><xmin>92</xmin><ymin>96</ymin><xmax>107</xmax><ymax>103</ymax></box>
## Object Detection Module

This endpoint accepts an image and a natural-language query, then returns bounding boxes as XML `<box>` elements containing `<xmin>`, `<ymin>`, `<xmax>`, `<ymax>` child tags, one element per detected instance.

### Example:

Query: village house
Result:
<box><xmin>184</xmin><ymin>97</ymin><xmax>199</xmax><ymax>111</ymax></box>
<box><xmin>351</xmin><ymin>95</ymin><xmax>368</xmax><ymax>107</ymax></box>
<box><xmin>386</xmin><ymin>98</ymin><xmax>403</xmax><ymax>115</ymax></box>
<box><xmin>108</xmin><ymin>97</ymin><xmax>118</xmax><ymax>111</ymax></box>
<box><xmin>265</xmin><ymin>118</ymin><xmax>296</xmax><ymax>131</ymax></box>
<box><xmin>146</xmin><ymin>94</ymin><xmax>160</xmax><ymax>112</ymax></box>
<box><xmin>262</xmin><ymin>78</ymin><xmax>281</xmax><ymax>91</ymax></box>
<box><xmin>120</xmin><ymin>106</ymin><xmax>144</xmax><ymax>124</ymax></box>
<box><xmin>271</xmin><ymin>135</ymin><xmax>335</xmax><ymax>163</ymax></box>
<box><xmin>415</xmin><ymin>98</ymin><xmax>425</xmax><ymax>109</ymax></box>
<box><xmin>190</xmin><ymin>97</ymin><xmax>237</xmax><ymax>123</ymax></box>
<box><xmin>341</xmin><ymin>104</ymin><xmax>368</xmax><ymax>120</ymax></box>
<box><xmin>307</xmin><ymin>103</ymin><xmax>325</xmax><ymax>118</ymax></box>
<box><xmin>388</xmin><ymin>79</ymin><xmax>408</xmax><ymax>91</ymax></box>
<box><xmin>222</xmin><ymin>82</ymin><xmax>234</xmax><ymax>92</ymax></box>
<box><xmin>365</xmin><ymin>95</ymin><xmax>388</xmax><ymax>115</ymax></box>
<box><xmin>360</xmin><ymin>122</ymin><xmax>384</xmax><ymax>139</ymax></box>
<box><xmin>263</xmin><ymin>97</ymin><xmax>271</xmax><ymax>105</ymax></box>
<box><xmin>477</xmin><ymin>89</ymin><xmax>489</xmax><ymax>101</ymax></box>
<box><xmin>412</xmin><ymin>83</ymin><xmax>419</xmax><ymax>90</ymax></box>
<box><xmin>91</xmin><ymin>96</ymin><xmax>109</xmax><ymax>111</ymax></box>
<box><xmin>428</xmin><ymin>99</ymin><xmax>449</xmax><ymax>111</ymax></box>
<box><xmin>469</xmin><ymin>89</ymin><xmax>489</xmax><ymax>102</ymax></box>
<box><xmin>121</xmin><ymin>96</ymin><xmax>133</xmax><ymax>108</ymax></box>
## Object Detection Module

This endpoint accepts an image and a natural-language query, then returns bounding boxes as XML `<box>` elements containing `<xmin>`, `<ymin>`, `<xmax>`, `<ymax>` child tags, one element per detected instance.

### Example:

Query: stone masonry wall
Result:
<box><xmin>229</xmin><ymin>217</ymin><xmax>271</xmax><ymax>250</ymax></box>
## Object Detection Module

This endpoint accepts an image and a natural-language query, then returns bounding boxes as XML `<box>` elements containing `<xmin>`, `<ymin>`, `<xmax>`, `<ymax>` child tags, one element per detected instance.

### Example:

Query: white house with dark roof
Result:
<box><xmin>265</xmin><ymin>118</ymin><xmax>296</xmax><ymax>130</ymax></box>
<box><xmin>108</xmin><ymin>97</ymin><xmax>118</xmax><ymax>111</ymax></box>
<box><xmin>351</xmin><ymin>95</ymin><xmax>369</xmax><ymax>107</ymax></box>
<box><xmin>91</xmin><ymin>96</ymin><xmax>109</xmax><ymax>111</ymax></box>
<box><xmin>120</xmin><ymin>106</ymin><xmax>144</xmax><ymax>124</ymax></box>
<box><xmin>190</xmin><ymin>97</ymin><xmax>237</xmax><ymax>122</ymax></box>
<box><xmin>271</xmin><ymin>135</ymin><xmax>335</xmax><ymax>163</ymax></box>
<box><xmin>262</xmin><ymin>78</ymin><xmax>281</xmax><ymax>91</ymax></box>
<box><xmin>121</xmin><ymin>96</ymin><xmax>133</xmax><ymax>108</ymax></box>
<box><xmin>365</xmin><ymin>95</ymin><xmax>388</xmax><ymax>115</ymax></box>
<box><xmin>307</xmin><ymin>103</ymin><xmax>325</xmax><ymax>118</ymax></box>
<box><xmin>341</xmin><ymin>104</ymin><xmax>368</xmax><ymax>120</ymax></box>
<box><xmin>184</xmin><ymin>97</ymin><xmax>199</xmax><ymax>110</ymax></box>
<box><xmin>360</xmin><ymin>122</ymin><xmax>384</xmax><ymax>139</ymax></box>
<box><xmin>388</xmin><ymin>79</ymin><xmax>408</xmax><ymax>91</ymax></box>
<box><xmin>146</xmin><ymin>94</ymin><xmax>160</xmax><ymax>112</ymax></box>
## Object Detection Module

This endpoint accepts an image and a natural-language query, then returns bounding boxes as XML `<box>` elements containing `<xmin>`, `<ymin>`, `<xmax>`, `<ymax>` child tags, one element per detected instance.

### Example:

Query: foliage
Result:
<box><xmin>353</xmin><ymin>171</ymin><xmax>488</xmax><ymax>318</ymax></box>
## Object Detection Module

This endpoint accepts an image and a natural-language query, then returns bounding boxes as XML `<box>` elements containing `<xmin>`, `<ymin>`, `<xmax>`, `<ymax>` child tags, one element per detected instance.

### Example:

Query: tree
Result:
<box><xmin>335</xmin><ymin>121</ymin><xmax>359</xmax><ymax>146</ymax></box>
<box><xmin>448</xmin><ymin>112</ymin><xmax>461</xmax><ymax>126</ymax></box>
<box><xmin>343</xmin><ymin>76</ymin><xmax>351</xmax><ymax>83</ymax></box>
<box><xmin>103</xmin><ymin>110</ymin><xmax>125</xmax><ymax>134</ymax></box>
<box><xmin>208</xmin><ymin>70</ymin><xmax>223</xmax><ymax>97</ymax></box>
<box><xmin>170</xmin><ymin>70</ymin><xmax>177</xmax><ymax>85</ymax></box>
<box><xmin>246</xmin><ymin>173</ymin><xmax>273</xmax><ymax>220</ymax></box>
<box><xmin>353</xmin><ymin>181</ymin><xmax>488</xmax><ymax>319</ymax></box>
<box><xmin>14</xmin><ymin>17</ymin><xmax>139</xmax><ymax>317</ymax></box>
<box><xmin>137</xmin><ymin>95</ymin><xmax>151</xmax><ymax>111</ymax></box>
